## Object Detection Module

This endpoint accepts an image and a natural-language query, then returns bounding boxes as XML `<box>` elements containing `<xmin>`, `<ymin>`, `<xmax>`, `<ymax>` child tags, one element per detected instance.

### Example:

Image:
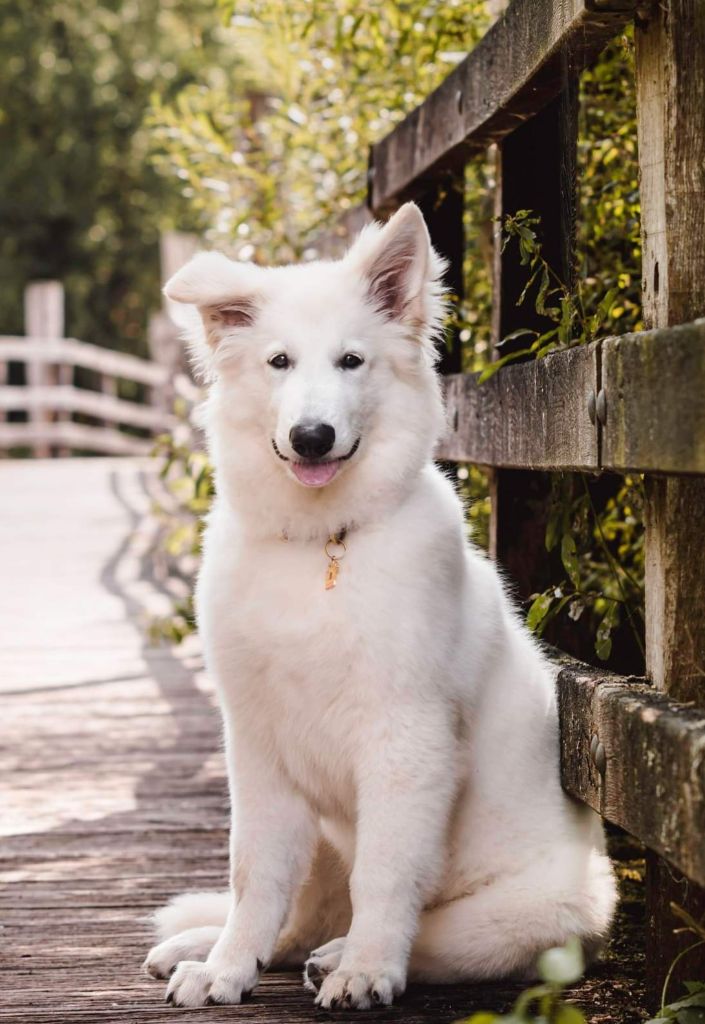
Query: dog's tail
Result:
<box><xmin>152</xmin><ymin>891</ymin><xmax>230</xmax><ymax>941</ymax></box>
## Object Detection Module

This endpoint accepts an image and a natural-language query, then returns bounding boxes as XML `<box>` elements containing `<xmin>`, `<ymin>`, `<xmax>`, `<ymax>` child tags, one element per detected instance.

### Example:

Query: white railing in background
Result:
<box><xmin>0</xmin><ymin>233</ymin><xmax>200</xmax><ymax>457</ymax></box>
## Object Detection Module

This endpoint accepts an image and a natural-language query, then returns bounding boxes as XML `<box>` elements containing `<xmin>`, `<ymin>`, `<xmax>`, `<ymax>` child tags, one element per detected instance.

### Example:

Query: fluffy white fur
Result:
<box><xmin>145</xmin><ymin>203</ymin><xmax>617</xmax><ymax>1010</ymax></box>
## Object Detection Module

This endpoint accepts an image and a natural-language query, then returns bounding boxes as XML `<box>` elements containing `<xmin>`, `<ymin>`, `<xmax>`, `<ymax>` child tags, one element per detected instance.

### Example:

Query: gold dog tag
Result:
<box><xmin>325</xmin><ymin>560</ymin><xmax>340</xmax><ymax>590</ymax></box>
<box><xmin>324</xmin><ymin>532</ymin><xmax>347</xmax><ymax>590</ymax></box>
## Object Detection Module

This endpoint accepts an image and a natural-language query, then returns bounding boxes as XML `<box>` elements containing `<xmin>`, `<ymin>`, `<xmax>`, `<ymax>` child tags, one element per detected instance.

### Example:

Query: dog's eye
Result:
<box><xmin>268</xmin><ymin>353</ymin><xmax>290</xmax><ymax>370</ymax></box>
<box><xmin>339</xmin><ymin>353</ymin><xmax>364</xmax><ymax>370</ymax></box>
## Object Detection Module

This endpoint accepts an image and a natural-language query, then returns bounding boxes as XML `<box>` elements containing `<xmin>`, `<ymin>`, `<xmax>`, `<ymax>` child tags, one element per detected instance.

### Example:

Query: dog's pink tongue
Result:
<box><xmin>291</xmin><ymin>460</ymin><xmax>340</xmax><ymax>487</ymax></box>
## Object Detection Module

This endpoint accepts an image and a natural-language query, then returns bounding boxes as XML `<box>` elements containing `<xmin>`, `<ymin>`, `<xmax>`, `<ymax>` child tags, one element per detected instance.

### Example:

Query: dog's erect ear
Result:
<box><xmin>347</xmin><ymin>203</ymin><xmax>443</xmax><ymax>327</ymax></box>
<box><xmin>164</xmin><ymin>252</ymin><xmax>262</xmax><ymax>349</ymax></box>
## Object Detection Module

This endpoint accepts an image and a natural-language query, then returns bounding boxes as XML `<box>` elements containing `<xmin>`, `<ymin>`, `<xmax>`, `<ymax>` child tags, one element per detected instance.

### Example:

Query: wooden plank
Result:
<box><xmin>636</xmin><ymin>5</ymin><xmax>705</xmax><ymax>332</ymax></box>
<box><xmin>601</xmin><ymin>320</ymin><xmax>705</xmax><ymax>475</ymax></box>
<box><xmin>557</xmin><ymin>658</ymin><xmax>705</xmax><ymax>888</ymax></box>
<box><xmin>0</xmin><ymin>421</ymin><xmax>153</xmax><ymax>455</ymax></box>
<box><xmin>369</xmin><ymin>0</ymin><xmax>636</xmax><ymax>212</ymax></box>
<box><xmin>486</xmin><ymin>86</ymin><xmax>580</xmax><ymax>606</ymax></box>
<box><xmin>0</xmin><ymin>337</ymin><xmax>170</xmax><ymax>387</ymax></box>
<box><xmin>635</xmin><ymin>1</ymin><xmax>705</xmax><ymax>699</ymax></box>
<box><xmin>0</xmin><ymin>385</ymin><xmax>174</xmax><ymax>431</ymax></box>
<box><xmin>440</xmin><ymin>343</ymin><xmax>598</xmax><ymax>469</ymax></box>
<box><xmin>23</xmin><ymin>282</ymin><xmax>65</xmax><ymax>456</ymax></box>
<box><xmin>635</xmin><ymin>0</ymin><xmax>705</xmax><ymax>998</ymax></box>
<box><xmin>438</xmin><ymin>322</ymin><xmax>705</xmax><ymax>474</ymax></box>
<box><xmin>644</xmin><ymin>476</ymin><xmax>705</xmax><ymax>706</ymax></box>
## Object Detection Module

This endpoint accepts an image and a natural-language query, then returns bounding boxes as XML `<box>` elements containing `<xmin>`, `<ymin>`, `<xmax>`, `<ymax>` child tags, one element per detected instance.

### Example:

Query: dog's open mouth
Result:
<box><xmin>291</xmin><ymin>460</ymin><xmax>342</xmax><ymax>487</ymax></box>
<box><xmin>272</xmin><ymin>438</ymin><xmax>360</xmax><ymax>488</ymax></box>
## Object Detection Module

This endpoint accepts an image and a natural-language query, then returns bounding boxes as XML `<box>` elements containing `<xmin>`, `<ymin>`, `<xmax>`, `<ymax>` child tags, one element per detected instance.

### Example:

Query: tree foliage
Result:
<box><xmin>147</xmin><ymin>0</ymin><xmax>488</xmax><ymax>261</ymax></box>
<box><xmin>0</xmin><ymin>0</ymin><xmax>236</xmax><ymax>351</ymax></box>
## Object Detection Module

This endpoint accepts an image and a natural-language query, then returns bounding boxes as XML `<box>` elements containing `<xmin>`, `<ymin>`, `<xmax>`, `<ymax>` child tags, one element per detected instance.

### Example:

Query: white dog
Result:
<box><xmin>144</xmin><ymin>203</ymin><xmax>617</xmax><ymax>1010</ymax></box>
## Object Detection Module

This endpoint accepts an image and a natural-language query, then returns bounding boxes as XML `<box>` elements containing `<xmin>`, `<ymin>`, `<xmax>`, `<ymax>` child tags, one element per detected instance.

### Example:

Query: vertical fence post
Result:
<box><xmin>24</xmin><ymin>281</ymin><xmax>64</xmax><ymax>458</ymax></box>
<box><xmin>418</xmin><ymin>174</ymin><xmax>465</xmax><ymax>376</ymax></box>
<box><xmin>148</xmin><ymin>231</ymin><xmax>199</xmax><ymax>416</ymax></box>
<box><xmin>490</xmin><ymin>83</ymin><xmax>579</xmax><ymax>605</ymax></box>
<box><xmin>635</xmin><ymin>0</ymin><xmax>705</xmax><ymax>1005</ymax></box>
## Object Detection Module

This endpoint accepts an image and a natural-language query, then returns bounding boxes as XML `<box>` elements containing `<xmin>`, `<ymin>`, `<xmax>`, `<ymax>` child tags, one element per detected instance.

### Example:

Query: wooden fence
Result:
<box><xmin>321</xmin><ymin>0</ymin><xmax>705</xmax><ymax>1005</ymax></box>
<box><xmin>0</xmin><ymin>232</ymin><xmax>199</xmax><ymax>457</ymax></box>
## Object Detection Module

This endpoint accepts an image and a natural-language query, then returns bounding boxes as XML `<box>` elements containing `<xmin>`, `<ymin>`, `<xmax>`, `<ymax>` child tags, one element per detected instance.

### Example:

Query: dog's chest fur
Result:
<box><xmin>197</xmin><ymin>478</ymin><xmax>468</xmax><ymax>817</ymax></box>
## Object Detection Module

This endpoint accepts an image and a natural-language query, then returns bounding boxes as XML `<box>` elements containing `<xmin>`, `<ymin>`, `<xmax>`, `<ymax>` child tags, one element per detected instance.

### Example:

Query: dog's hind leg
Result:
<box><xmin>143</xmin><ymin>891</ymin><xmax>229</xmax><ymax>978</ymax></box>
<box><xmin>408</xmin><ymin>854</ymin><xmax>617</xmax><ymax>983</ymax></box>
<box><xmin>144</xmin><ymin>926</ymin><xmax>222</xmax><ymax>980</ymax></box>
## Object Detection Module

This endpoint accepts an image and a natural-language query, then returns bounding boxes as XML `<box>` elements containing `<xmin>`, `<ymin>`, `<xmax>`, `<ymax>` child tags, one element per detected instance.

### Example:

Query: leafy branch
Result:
<box><xmin>526</xmin><ymin>474</ymin><xmax>644</xmax><ymax>664</ymax></box>
<box><xmin>479</xmin><ymin>210</ymin><xmax>618</xmax><ymax>384</ymax></box>
<box><xmin>645</xmin><ymin>903</ymin><xmax>705</xmax><ymax>1023</ymax></box>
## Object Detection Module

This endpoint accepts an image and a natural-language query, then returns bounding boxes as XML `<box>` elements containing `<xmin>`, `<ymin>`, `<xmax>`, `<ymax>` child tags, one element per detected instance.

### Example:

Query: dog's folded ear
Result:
<box><xmin>164</xmin><ymin>252</ymin><xmax>262</xmax><ymax>350</ymax></box>
<box><xmin>347</xmin><ymin>203</ymin><xmax>446</xmax><ymax>335</ymax></box>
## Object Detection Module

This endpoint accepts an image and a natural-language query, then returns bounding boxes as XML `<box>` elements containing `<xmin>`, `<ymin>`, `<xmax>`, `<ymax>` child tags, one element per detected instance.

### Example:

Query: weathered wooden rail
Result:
<box><xmin>441</xmin><ymin>320</ymin><xmax>705</xmax><ymax>475</ymax></box>
<box><xmin>321</xmin><ymin>0</ymin><xmax>705</xmax><ymax>1007</ymax></box>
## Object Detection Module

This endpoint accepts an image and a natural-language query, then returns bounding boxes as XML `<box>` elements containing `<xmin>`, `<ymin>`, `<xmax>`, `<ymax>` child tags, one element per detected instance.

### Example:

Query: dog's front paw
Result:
<box><xmin>165</xmin><ymin>958</ymin><xmax>259</xmax><ymax>1008</ymax></box>
<box><xmin>314</xmin><ymin>966</ymin><xmax>404</xmax><ymax>1010</ymax></box>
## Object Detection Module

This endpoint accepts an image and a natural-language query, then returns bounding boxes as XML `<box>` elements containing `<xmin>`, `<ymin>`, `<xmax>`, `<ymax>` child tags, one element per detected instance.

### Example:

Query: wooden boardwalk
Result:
<box><xmin>0</xmin><ymin>459</ymin><xmax>646</xmax><ymax>1023</ymax></box>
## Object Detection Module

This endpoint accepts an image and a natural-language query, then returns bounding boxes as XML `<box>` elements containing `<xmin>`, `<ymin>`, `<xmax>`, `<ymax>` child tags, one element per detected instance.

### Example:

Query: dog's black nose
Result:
<box><xmin>289</xmin><ymin>422</ymin><xmax>336</xmax><ymax>459</ymax></box>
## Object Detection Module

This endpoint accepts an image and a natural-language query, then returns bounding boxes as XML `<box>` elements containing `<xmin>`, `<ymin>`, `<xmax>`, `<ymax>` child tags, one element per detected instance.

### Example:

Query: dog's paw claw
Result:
<box><xmin>314</xmin><ymin>968</ymin><xmax>404</xmax><ymax>1011</ymax></box>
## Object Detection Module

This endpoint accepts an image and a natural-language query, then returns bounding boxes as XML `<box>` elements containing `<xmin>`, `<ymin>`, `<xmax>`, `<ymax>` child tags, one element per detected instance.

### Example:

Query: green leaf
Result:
<box><xmin>557</xmin><ymin>295</ymin><xmax>574</xmax><ymax>345</ymax></box>
<box><xmin>527</xmin><ymin>592</ymin><xmax>553</xmax><ymax>632</ymax></box>
<box><xmin>530</xmin><ymin>327</ymin><xmax>559</xmax><ymax>352</ymax></box>
<box><xmin>477</xmin><ymin>348</ymin><xmax>534</xmax><ymax>383</ymax></box>
<box><xmin>595</xmin><ymin>632</ymin><xmax>613</xmax><ymax>661</ymax></box>
<box><xmin>537</xmin><ymin>938</ymin><xmax>585</xmax><ymax>986</ymax></box>
<box><xmin>535</xmin><ymin>594</ymin><xmax>572</xmax><ymax>637</ymax></box>
<box><xmin>545</xmin><ymin>505</ymin><xmax>562</xmax><ymax>552</ymax></box>
<box><xmin>561</xmin><ymin>533</ymin><xmax>580</xmax><ymax>587</ymax></box>
<box><xmin>555</xmin><ymin>1005</ymin><xmax>586</xmax><ymax>1024</ymax></box>
<box><xmin>595</xmin><ymin>601</ymin><xmax>619</xmax><ymax>661</ymax></box>
<box><xmin>535</xmin><ymin>265</ymin><xmax>551</xmax><ymax>315</ymax></box>
<box><xmin>668</xmin><ymin>990</ymin><xmax>705</xmax><ymax>1011</ymax></box>
<box><xmin>517</xmin><ymin>268</ymin><xmax>540</xmax><ymax>307</ymax></box>
<box><xmin>495</xmin><ymin>328</ymin><xmax>538</xmax><ymax>350</ymax></box>
<box><xmin>674</xmin><ymin>1009</ymin><xmax>705</xmax><ymax>1024</ymax></box>
<box><xmin>463</xmin><ymin>1014</ymin><xmax>500</xmax><ymax>1024</ymax></box>
<box><xmin>671</xmin><ymin>903</ymin><xmax>705</xmax><ymax>941</ymax></box>
<box><xmin>595</xmin><ymin>285</ymin><xmax>620</xmax><ymax>323</ymax></box>
<box><xmin>536</xmin><ymin>341</ymin><xmax>559</xmax><ymax>359</ymax></box>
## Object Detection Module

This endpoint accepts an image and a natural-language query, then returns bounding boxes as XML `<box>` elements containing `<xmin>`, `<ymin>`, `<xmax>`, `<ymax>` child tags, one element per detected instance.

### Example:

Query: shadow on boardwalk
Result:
<box><xmin>0</xmin><ymin>458</ymin><xmax>646</xmax><ymax>1023</ymax></box>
